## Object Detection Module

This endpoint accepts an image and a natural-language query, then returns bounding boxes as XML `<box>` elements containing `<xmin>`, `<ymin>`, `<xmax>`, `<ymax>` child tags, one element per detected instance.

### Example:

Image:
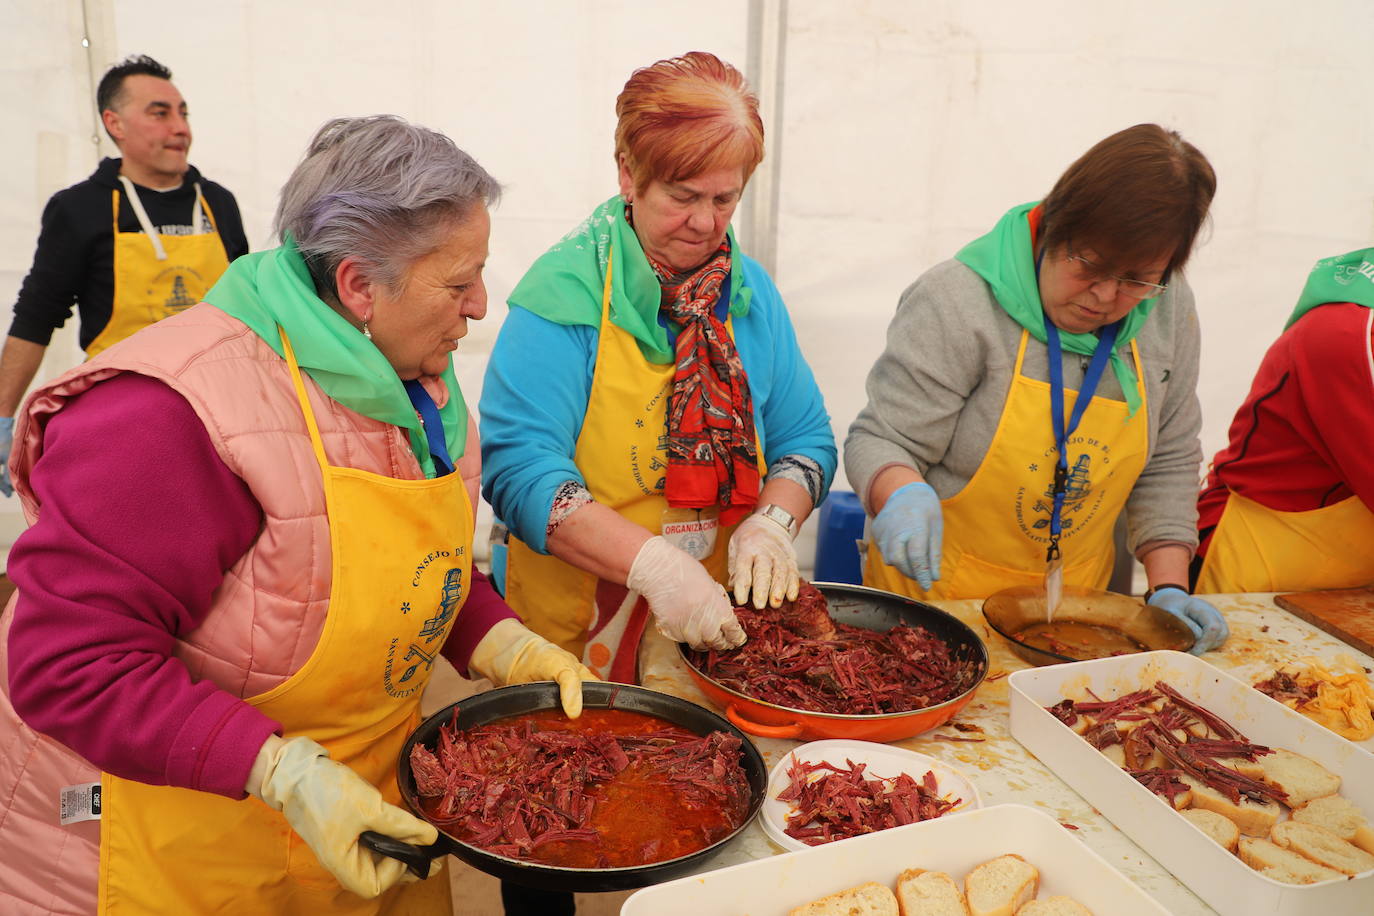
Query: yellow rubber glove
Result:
<box><xmin>246</xmin><ymin>735</ymin><xmax>437</xmax><ymax>898</ymax></box>
<box><xmin>727</xmin><ymin>512</ymin><xmax>801</xmax><ymax>609</ymax></box>
<box><xmin>468</xmin><ymin>617</ymin><xmax>597</xmax><ymax>717</ymax></box>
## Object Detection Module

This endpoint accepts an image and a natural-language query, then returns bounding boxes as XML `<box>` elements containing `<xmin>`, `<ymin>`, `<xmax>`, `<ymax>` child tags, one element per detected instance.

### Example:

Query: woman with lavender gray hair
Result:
<box><xmin>0</xmin><ymin>115</ymin><xmax>593</xmax><ymax>914</ymax></box>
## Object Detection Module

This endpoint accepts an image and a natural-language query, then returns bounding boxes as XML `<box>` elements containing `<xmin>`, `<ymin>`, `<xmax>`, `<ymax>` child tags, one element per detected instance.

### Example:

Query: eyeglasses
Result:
<box><xmin>1065</xmin><ymin>252</ymin><xmax>1168</xmax><ymax>301</ymax></box>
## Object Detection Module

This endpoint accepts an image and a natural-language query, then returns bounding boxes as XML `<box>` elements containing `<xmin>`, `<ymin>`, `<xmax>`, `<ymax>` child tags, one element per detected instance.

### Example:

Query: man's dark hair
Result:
<box><xmin>96</xmin><ymin>55</ymin><xmax>173</xmax><ymax>114</ymax></box>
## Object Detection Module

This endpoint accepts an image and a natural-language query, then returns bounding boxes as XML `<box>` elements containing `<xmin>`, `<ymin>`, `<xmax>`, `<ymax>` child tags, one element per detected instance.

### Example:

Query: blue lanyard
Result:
<box><xmin>402</xmin><ymin>379</ymin><xmax>454</xmax><ymax>476</ymax></box>
<box><xmin>1043</xmin><ymin>314</ymin><xmax>1119</xmax><ymax>562</ymax></box>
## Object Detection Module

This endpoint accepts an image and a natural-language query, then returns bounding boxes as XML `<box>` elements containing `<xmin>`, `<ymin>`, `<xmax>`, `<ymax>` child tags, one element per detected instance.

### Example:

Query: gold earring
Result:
<box><xmin>362</xmin><ymin>321</ymin><xmax>372</xmax><ymax>340</ymax></box>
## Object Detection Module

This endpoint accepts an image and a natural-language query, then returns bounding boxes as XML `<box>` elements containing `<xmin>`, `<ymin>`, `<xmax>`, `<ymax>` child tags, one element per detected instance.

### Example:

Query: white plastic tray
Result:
<box><xmin>761</xmin><ymin>739</ymin><xmax>980</xmax><ymax>852</ymax></box>
<box><xmin>1008</xmin><ymin>649</ymin><xmax>1374</xmax><ymax>916</ymax></box>
<box><xmin>620</xmin><ymin>803</ymin><xmax>1168</xmax><ymax>915</ymax></box>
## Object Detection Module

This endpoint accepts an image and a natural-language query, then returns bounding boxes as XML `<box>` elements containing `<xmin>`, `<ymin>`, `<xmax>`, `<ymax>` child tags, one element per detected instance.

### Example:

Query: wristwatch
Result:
<box><xmin>756</xmin><ymin>504</ymin><xmax>798</xmax><ymax>538</ymax></box>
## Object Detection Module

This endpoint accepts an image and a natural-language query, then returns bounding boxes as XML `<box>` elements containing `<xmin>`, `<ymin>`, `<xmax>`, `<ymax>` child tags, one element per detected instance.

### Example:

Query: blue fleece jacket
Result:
<box><xmin>480</xmin><ymin>254</ymin><xmax>835</xmax><ymax>553</ymax></box>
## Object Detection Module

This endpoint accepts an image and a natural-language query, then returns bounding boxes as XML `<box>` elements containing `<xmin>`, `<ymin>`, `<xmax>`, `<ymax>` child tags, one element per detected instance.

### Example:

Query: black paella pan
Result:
<box><xmin>360</xmin><ymin>681</ymin><xmax>768</xmax><ymax>893</ymax></box>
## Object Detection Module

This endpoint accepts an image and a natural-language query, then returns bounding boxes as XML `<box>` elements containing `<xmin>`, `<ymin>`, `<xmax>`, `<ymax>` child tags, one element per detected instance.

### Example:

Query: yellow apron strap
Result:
<box><xmin>1011</xmin><ymin>327</ymin><xmax>1031</xmax><ymax>374</ymax></box>
<box><xmin>278</xmin><ymin>329</ymin><xmax>333</xmax><ymax>473</ymax></box>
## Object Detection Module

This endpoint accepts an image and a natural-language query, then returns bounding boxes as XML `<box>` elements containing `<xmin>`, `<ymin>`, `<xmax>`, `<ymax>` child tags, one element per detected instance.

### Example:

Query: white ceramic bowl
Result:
<box><xmin>761</xmin><ymin>738</ymin><xmax>981</xmax><ymax>852</ymax></box>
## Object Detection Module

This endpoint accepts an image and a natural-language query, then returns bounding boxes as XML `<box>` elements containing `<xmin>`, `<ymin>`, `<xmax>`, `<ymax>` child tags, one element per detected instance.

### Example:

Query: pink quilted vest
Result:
<box><xmin>0</xmin><ymin>304</ymin><xmax>480</xmax><ymax>913</ymax></box>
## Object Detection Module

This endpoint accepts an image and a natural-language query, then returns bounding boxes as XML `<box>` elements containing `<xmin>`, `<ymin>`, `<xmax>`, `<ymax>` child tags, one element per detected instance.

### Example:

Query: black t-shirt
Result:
<box><xmin>10</xmin><ymin>157</ymin><xmax>250</xmax><ymax>350</ymax></box>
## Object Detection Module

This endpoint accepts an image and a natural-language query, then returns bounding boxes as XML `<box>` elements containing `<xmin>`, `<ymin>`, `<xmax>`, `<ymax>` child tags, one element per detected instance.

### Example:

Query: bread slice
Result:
<box><xmin>1015</xmin><ymin>897</ymin><xmax>1092</xmax><ymax>915</ymax></box>
<box><xmin>1254</xmin><ymin>748</ymin><xmax>1340</xmax><ymax>808</ymax></box>
<box><xmin>1212</xmin><ymin>755</ymin><xmax>1265</xmax><ymax>780</ymax></box>
<box><xmin>1238</xmin><ymin>837</ymin><xmax>1344</xmax><ymax>885</ymax></box>
<box><xmin>1179</xmin><ymin>807</ymin><xmax>1240</xmax><ymax>852</ymax></box>
<box><xmin>1099</xmin><ymin>743</ymin><xmax>1125</xmax><ymax>767</ymax></box>
<box><xmin>1292</xmin><ymin>794</ymin><xmax>1374</xmax><ymax>854</ymax></box>
<box><xmin>895</xmin><ymin>868</ymin><xmax>968</xmax><ymax>916</ymax></box>
<box><xmin>1271</xmin><ymin>821</ymin><xmax>1374</xmax><ymax>876</ymax></box>
<box><xmin>790</xmin><ymin>881</ymin><xmax>900</xmax><ymax>916</ymax></box>
<box><xmin>1180</xmin><ymin>775</ymin><xmax>1281</xmax><ymax>836</ymax></box>
<box><xmin>964</xmin><ymin>854</ymin><xmax>1039</xmax><ymax>916</ymax></box>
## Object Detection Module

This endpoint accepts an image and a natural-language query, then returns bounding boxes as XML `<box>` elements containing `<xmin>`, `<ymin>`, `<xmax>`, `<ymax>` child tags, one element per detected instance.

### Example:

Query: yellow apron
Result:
<box><xmin>1195</xmin><ymin>491</ymin><xmax>1374</xmax><ymax>593</ymax></box>
<box><xmin>97</xmin><ymin>330</ymin><xmax>465</xmax><ymax>914</ymax></box>
<box><xmin>865</xmin><ymin>330</ymin><xmax>1150</xmax><ymax>600</ymax></box>
<box><xmin>88</xmin><ymin>176</ymin><xmax>231</xmax><ymax>357</ymax></box>
<box><xmin>504</xmin><ymin>252</ymin><xmax>760</xmax><ymax>681</ymax></box>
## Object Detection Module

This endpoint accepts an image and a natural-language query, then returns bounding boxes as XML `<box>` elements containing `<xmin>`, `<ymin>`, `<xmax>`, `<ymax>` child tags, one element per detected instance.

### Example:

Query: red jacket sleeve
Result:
<box><xmin>1290</xmin><ymin>303</ymin><xmax>1374</xmax><ymax>508</ymax></box>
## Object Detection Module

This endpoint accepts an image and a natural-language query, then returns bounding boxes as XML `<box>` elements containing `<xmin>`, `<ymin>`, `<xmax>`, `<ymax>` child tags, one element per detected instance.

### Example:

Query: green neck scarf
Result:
<box><xmin>956</xmin><ymin>201</ymin><xmax>1159</xmax><ymax>416</ymax></box>
<box><xmin>1285</xmin><ymin>247</ymin><xmax>1374</xmax><ymax>329</ymax></box>
<box><xmin>202</xmin><ymin>240</ymin><xmax>465</xmax><ymax>478</ymax></box>
<box><xmin>507</xmin><ymin>196</ymin><xmax>751</xmax><ymax>363</ymax></box>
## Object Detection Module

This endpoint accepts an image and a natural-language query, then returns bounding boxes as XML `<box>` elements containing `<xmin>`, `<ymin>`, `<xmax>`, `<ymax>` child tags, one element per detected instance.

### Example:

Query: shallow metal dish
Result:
<box><xmin>982</xmin><ymin>585</ymin><xmax>1194</xmax><ymax>667</ymax></box>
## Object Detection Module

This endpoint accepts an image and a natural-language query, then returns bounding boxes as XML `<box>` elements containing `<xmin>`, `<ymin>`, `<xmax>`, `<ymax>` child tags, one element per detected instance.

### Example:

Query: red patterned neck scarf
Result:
<box><xmin>645</xmin><ymin>237</ymin><xmax>759</xmax><ymax>525</ymax></box>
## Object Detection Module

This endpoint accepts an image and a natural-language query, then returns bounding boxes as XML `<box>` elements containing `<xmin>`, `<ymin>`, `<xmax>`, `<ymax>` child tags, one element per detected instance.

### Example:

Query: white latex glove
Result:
<box><xmin>468</xmin><ymin>617</ymin><xmax>597</xmax><ymax>717</ymax></box>
<box><xmin>627</xmin><ymin>535</ymin><xmax>746</xmax><ymax>650</ymax></box>
<box><xmin>246</xmin><ymin>734</ymin><xmax>437</xmax><ymax>898</ymax></box>
<box><xmin>728</xmin><ymin>512</ymin><xmax>800</xmax><ymax>609</ymax></box>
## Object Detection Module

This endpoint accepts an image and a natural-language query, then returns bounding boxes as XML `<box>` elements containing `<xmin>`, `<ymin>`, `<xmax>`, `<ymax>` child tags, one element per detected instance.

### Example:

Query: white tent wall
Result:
<box><xmin>2</xmin><ymin>1</ymin><xmax>1372</xmax><ymax>574</ymax></box>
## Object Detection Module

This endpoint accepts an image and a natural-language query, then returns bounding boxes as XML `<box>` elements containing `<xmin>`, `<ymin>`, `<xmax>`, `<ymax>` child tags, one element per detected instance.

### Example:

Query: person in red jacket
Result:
<box><xmin>1194</xmin><ymin>247</ymin><xmax>1374</xmax><ymax>593</ymax></box>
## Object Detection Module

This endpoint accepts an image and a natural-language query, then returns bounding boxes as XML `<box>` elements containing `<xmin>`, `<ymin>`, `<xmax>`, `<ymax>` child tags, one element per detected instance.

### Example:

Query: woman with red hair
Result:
<box><xmin>481</xmin><ymin>51</ymin><xmax>834</xmax><ymax>912</ymax></box>
<box><xmin>482</xmin><ymin>51</ymin><xmax>834</xmax><ymax>678</ymax></box>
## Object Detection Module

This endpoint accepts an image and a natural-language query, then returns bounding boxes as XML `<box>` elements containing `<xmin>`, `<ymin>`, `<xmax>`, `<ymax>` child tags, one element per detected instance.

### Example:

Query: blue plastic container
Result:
<box><xmin>813</xmin><ymin>490</ymin><xmax>866</xmax><ymax>585</ymax></box>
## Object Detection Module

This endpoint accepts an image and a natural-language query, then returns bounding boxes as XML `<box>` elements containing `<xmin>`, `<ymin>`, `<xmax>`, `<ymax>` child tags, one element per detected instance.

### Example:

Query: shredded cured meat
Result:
<box><xmin>410</xmin><ymin>708</ymin><xmax>751</xmax><ymax>868</ymax></box>
<box><xmin>687</xmin><ymin>584</ymin><xmax>978</xmax><ymax>715</ymax></box>
<box><xmin>1048</xmin><ymin>680</ymin><xmax>1284</xmax><ymax>806</ymax></box>
<box><xmin>777</xmin><ymin>756</ymin><xmax>960</xmax><ymax>845</ymax></box>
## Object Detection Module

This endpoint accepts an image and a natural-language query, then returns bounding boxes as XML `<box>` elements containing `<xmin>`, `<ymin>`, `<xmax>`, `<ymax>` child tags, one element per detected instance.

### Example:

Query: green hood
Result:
<box><xmin>1285</xmin><ymin>247</ymin><xmax>1374</xmax><ymax>329</ymax></box>
<box><xmin>203</xmin><ymin>240</ymin><xmax>465</xmax><ymax>477</ymax></box>
<box><xmin>955</xmin><ymin>201</ymin><xmax>1162</xmax><ymax>416</ymax></box>
<box><xmin>507</xmin><ymin>196</ymin><xmax>751</xmax><ymax>363</ymax></box>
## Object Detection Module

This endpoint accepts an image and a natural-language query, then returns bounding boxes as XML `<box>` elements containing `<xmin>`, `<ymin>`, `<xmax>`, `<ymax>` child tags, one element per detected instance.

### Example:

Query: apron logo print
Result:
<box><xmin>164</xmin><ymin>274</ymin><xmax>196</xmax><ymax>311</ymax></box>
<box><xmin>1031</xmin><ymin>453</ymin><xmax>1093</xmax><ymax>530</ymax></box>
<box><xmin>393</xmin><ymin>641</ymin><xmax>436</xmax><ymax>686</ymax></box>
<box><xmin>386</xmin><ymin>562</ymin><xmax>465</xmax><ymax>697</ymax></box>
<box><xmin>417</xmin><ymin>568</ymin><xmax>463</xmax><ymax>643</ymax></box>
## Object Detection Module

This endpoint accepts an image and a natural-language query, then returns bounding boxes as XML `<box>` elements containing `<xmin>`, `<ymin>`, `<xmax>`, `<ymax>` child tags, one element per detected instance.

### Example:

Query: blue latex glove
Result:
<box><xmin>871</xmin><ymin>481</ymin><xmax>943</xmax><ymax>590</ymax></box>
<box><xmin>0</xmin><ymin>416</ymin><xmax>13</xmax><ymax>498</ymax></box>
<box><xmin>1148</xmin><ymin>586</ymin><xmax>1228</xmax><ymax>654</ymax></box>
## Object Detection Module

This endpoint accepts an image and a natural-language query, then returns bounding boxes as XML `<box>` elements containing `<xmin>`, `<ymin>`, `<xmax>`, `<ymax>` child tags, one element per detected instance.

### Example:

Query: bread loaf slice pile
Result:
<box><xmin>788</xmin><ymin>853</ymin><xmax>1091</xmax><ymax>915</ymax></box>
<box><xmin>1053</xmin><ymin>680</ymin><xmax>1374</xmax><ymax>886</ymax></box>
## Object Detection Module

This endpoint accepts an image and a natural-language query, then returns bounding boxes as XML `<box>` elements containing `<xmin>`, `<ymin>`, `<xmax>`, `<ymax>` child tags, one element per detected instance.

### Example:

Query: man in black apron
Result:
<box><xmin>0</xmin><ymin>54</ymin><xmax>248</xmax><ymax>494</ymax></box>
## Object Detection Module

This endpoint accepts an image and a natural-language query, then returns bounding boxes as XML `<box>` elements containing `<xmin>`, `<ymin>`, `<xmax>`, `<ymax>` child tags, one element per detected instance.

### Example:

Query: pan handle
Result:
<box><xmin>725</xmin><ymin>704</ymin><xmax>804</xmax><ymax>739</ymax></box>
<box><xmin>359</xmin><ymin>830</ymin><xmax>446</xmax><ymax>879</ymax></box>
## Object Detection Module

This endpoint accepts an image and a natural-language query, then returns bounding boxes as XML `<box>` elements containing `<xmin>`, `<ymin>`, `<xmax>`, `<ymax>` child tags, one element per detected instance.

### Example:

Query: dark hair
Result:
<box><xmin>96</xmin><ymin>55</ymin><xmax>173</xmax><ymax>114</ymax></box>
<box><xmin>1039</xmin><ymin>123</ymin><xmax>1216</xmax><ymax>277</ymax></box>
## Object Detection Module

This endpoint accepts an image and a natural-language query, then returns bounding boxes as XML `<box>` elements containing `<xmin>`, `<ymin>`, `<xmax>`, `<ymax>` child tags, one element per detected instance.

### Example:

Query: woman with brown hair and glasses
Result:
<box><xmin>845</xmin><ymin>123</ymin><xmax>1228</xmax><ymax>653</ymax></box>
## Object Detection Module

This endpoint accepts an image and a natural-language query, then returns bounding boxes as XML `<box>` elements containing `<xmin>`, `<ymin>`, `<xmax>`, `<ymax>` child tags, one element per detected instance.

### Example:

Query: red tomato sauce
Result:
<box><xmin>416</xmin><ymin>708</ymin><xmax>751</xmax><ymax>868</ymax></box>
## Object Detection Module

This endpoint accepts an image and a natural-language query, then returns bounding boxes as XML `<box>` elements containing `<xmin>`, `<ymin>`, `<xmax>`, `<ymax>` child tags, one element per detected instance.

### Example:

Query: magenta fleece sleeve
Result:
<box><xmin>7</xmin><ymin>373</ymin><xmax>518</xmax><ymax>797</ymax></box>
<box><xmin>6</xmin><ymin>373</ymin><xmax>276</xmax><ymax>798</ymax></box>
